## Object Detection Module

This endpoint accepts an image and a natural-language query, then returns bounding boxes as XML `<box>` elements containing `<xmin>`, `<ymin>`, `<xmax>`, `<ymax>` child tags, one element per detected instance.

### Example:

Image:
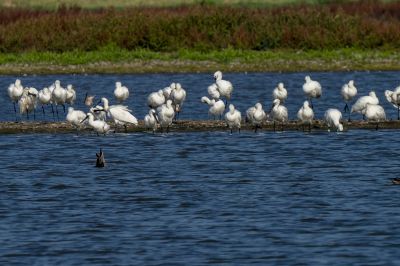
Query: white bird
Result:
<box><xmin>114</xmin><ymin>81</ymin><xmax>129</xmax><ymax>103</ymax></box>
<box><xmin>351</xmin><ymin>91</ymin><xmax>379</xmax><ymax>119</ymax></box>
<box><xmin>90</xmin><ymin>105</ymin><xmax>107</xmax><ymax>121</ymax></box>
<box><xmin>272</xmin><ymin>82</ymin><xmax>287</xmax><ymax>103</ymax></box>
<box><xmin>364</xmin><ymin>103</ymin><xmax>386</xmax><ymax>129</ymax></box>
<box><xmin>66</xmin><ymin>107</ymin><xmax>86</xmax><ymax>129</ymax></box>
<box><xmin>163</xmin><ymin>83</ymin><xmax>175</xmax><ymax>100</ymax></box>
<box><xmin>246</xmin><ymin>103</ymin><xmax>267</xmax><ymax>132</ymax></box>
<box><xmin>147</xmin><ymin>90</ymin><xmax>166</xmax><ymax>109</ymax></box>
<box><xmin>341</xmin><ymin>80</ymin><xmax>358</xmax><ymax>121</ymax></box>
<box><xmin>214</xmin><ymin>71</ymin><xmax>233</xmax><ymax>104</ymax></box>
<box><xmin>81</xmin><ymin>113</ymin><xmax>110</xmax><ymax>135</ymax></box>
<box><xmin>207</xmin><ymin>83</ymin><xmax>220</xmax><ymax>100</ymax></box>
<box><xmin>225</xmin><ymin>104</ymin><xmax>241</xmax><ymax>134</ymax></box>
<box><xmin>384</xmin><ymin>86</ymin><xmax>400</xmax><ymax>120</ymax></box>
<box><xmin>144</xmin><ymin>109</ymin><xmax>158</xmax><ymax>133</ymax></box>
<box><xmin>101</xmin><ymin>97</ymin><xmax>138</xmax><ymax>132</ymax></box>
<box><xmin>38</xmin><ymin>87</ymin><xmax>52</xmax><ymax>118</ymax></box>
<box><xmin>297</xmin><ymin>100</ymin><xmax>314</xmax><ymax>131</ymax></box>
<box><xmin>65</xmin><ymin>84</ymin><xmax>76</xmax><ymax>105</ymax></box>
<box><xmin>201</xmin><ymin>96</ymin><xmax>225</xmax><ymax>120</ymax></box>
<box><xmin>156</xmin><ymin>99</ymin><xmax>175</xmax><ymax>132</ymax></box>
<box><xmin>51</xmin><ymin>80</ymin><xmax>67</xmax><ymax>120</ymax></box>
<box><xmin>324</xmin><ymin>108</ymin><xmax>343</xmax><ymax>132</ymax></box>
<box><xmin>8</xmin><ymin>79</ymin><xmax>24</xmax><ymax>120</ymax></box>
<box><xmin>303</xmin><ymin>75</ymin><xmax>322</xmax><ymax>109</ymax></box>
<box><xmin>269</xmin><ymin>99</ymin><xmax>288</xmax><ymax>131</ymax></box>
<box><xmin>170</xmin><ymin>83</ymin><xmax>186</xmax><ymax>120</ymax></box>
<box><xmin>18</xmin><ymin>87</ymin><xmax>38</xmax><ymax>120</ymax></box>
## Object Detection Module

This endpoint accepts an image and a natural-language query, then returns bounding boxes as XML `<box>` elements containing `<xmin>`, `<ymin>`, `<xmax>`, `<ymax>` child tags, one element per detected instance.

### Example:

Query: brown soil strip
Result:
<box><xmin>0</xmin><ymin>120</ymin><xmax>397</xmax><ymax>134</ymax></box>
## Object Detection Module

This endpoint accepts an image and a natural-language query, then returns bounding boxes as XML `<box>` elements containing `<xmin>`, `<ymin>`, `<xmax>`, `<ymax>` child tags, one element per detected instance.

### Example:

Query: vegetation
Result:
<box><xmin>0</xmin><ymin>1</ymin><xmax>398</xmax><ymax>72</ymax></box>
<box><xmin>0</xmin><ymin>0</ymin><xmax>366</xmax><ymax>9</ymax></box>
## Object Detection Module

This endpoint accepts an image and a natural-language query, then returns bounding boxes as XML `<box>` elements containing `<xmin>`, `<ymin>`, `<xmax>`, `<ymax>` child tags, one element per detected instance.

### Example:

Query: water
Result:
<box><xmin>1</xmin><ymin>72</ymin><xmax>400</xmax><ymax>265</ymax></box>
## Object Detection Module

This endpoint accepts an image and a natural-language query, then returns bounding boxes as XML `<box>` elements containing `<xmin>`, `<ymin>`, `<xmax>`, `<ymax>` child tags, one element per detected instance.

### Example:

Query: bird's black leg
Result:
<box><xmin>51</xmin><ymin>104</ymin><xmax>55</xmax><ymax>121</ymax></box>
<box><xmin>344</xmin><ymin>103</ymin><xmax>349</xmax><ymax>113</ymax></box>
<box><xmin>56</xmin><ymin>105</ymin><xmax>59</xmax><ymax>121</ymax></box>
<box><xmin>33</xmin><ymin>108</ymin><xmax>36</xmax><ymax>121</ymax></box>
<box><xmin>397</xmin><ymin>105</ymin><xmax>399</xmax><ymax>120</ymax></box>
<box><xmin>26</xmin><ymin>108</ymin><xmax>29</xmax><ymax>120</ymax></box>
<box><xmin>308</xmin><ymin>123</ymin><xmax>311</xmax><ymax>132</ymax></box>
<box><xmin>13</xmin><ymin>102</ymin><xmax>18</xmax><ymax>121</ymax></box>
<box><xmin>124</xmin><ymin>125</ymin><xmax>128</xmax><ymax>133</ymax></box>
<box><xmin>273</xmin><ymin>121</ymin><xmax>276</xmax><ymax>132</ymax></box>
<box><xmin>62</xmin><ymin>104</ymin><xmax>66</xmax><ymax>113</ymax></box>
<box><xmin>310</xmin><ymin>98</ymin><xmax>314</xmax><ymax>109</ymax></box>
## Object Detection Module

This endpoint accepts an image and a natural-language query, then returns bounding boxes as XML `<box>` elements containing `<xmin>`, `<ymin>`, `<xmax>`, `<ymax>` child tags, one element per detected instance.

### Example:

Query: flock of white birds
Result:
<box><xmin>6</xmin><ymin>70</ymin><xmax>400</xmax><ymax>134</ymax></box>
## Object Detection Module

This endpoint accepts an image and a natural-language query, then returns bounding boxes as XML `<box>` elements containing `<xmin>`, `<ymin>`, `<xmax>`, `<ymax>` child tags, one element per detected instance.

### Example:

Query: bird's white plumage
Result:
<box><xmin>163</xmin><ymin>83</ymin><xmax>175</xmax><ymax>100</ymax></box>
<box><xmin>144</xmin><ymin>109</ymin><xmax>158</xmax><ymax>132</ymax></box>
<box><xmin>114</xmin><ymin>81</ymin><xmax>129</xmax><ymax>103</ymax></box>
<box><xmin>341</xmin><ymin>80</ymin><xmax>357</xmax><ymax>102</ymax></box>
<box><xmin>84</xmin><ymin>113</ymin><xmax>110</xmax><ymax>134</ymax></box>
<box><xmin>272</xmin><ymin>82</ymin><xmax>287</xmax><ymax>102</ymax></box>
<box><xmin>351</xmin><ymin>91</ymin><xmax>379</xmax><ymax>114</ymax></box>
<box><xmin>364</xmin><ymin>104</ymin><xmax>386</xmax><ymax>122</ymax></box>
<box><xmin>8</xmin><ymin>79</ymin><xmax>24</xmax><ymax>102</ymax></box>
<box><xmin>66</xmin><ymin>107</ymin><xmax>86</xmax><ymax>127</ymax></box>
<box><xmin>171</xmin><ymin>83</ymin><xmax>186</xmax><ymax>113</ymax></box>
<box><xmin>207</xmin><ymin>83</ymin><xmax>220</xmax><ymax>100</ymax></box>
<box><xmin>101</xmin><ymin>97</ymin><xmax>138</xmax><ymax>126</ymax></box>
<box><xmin>51</xmin><ymin>80</ymin><xmax>66</xmax><ymax>106</ymax></box>
<box><xmin>38</xmin><ymin>87</ymin><xmax>52</xmax><ymax>105</ymax></box>
<box><xmin>147</xmin><ymin>90</ymin><xmax>166</xmax><ymax>109</ymax></box>
<box><xmin>297</xmin><ymin>100</ymin><xmax>314</xmax><ymax>124</ymax></box>
<box><xmin>201</xmin><ymin>96</ymin><xmax>225</xmax><ymax>119</ymax></box>
<box><xmin>325</xmin><ymin>108</ymin><xmax>343</xmax><ymax>132</ymax></box>
<box><xmin>384</xmin><ymin>86</ymin><xmax>400</xmax><ymax>109</ymax></box>
<box><xmin>65</xmin><ymin>84</ymin><xmax>76</xmax><ymax>105</ymax></box>
<box><xmin>270</xmin><ymin>99</ymin><xmax>288</xmax><ymax>123</ymax></box>
<box><xmin>225</xmin><ymin>104</ymin><xmax>241</xmax><ymax>132</ymax></box>
<box><xmin>157</xmin><ymin>99</ymin><xmax>175</xmax><ymax>129</ymax></box>
<box><xmin>303</xmin><ymin>75</ymin><xmax>322</xmax><ymax>99</ymax></box>
<box><xmin>246</xmin><ymin>103</ymin><xmax>266</xmax><ymax>126</ymax></box>
<box><xmin>214</xmin><ymin>71</ymin><xmax>233</xmax><ymax>100</ymax></box>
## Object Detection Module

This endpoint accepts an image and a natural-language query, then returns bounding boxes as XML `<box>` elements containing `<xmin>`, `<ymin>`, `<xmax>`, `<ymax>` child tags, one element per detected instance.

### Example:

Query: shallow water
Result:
<box><xmin>1</xmin><ymin>72</ymin><xmax>400</xmax><ymax>265</ymax></box>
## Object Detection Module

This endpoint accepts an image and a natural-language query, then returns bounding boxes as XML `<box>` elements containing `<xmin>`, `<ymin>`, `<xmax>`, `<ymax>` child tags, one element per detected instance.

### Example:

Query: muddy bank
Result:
<box><xmin>0</xmin><ymin>120</ymin><xmax>398</xmax><ymax>134</ymax></box>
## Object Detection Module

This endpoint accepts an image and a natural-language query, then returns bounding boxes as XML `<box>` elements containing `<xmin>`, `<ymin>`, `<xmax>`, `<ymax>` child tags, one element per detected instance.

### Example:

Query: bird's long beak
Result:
<box><xmin>152</xmin><ymin>112</ymin><xmax>159</xmax><ymax>123</ymax></box>
<box><xmin>28</xmin><ymin>92</ymin><xmax>37</xmax><ymax>97</ymax></box>
<box><xmin>81</xmin><ymin>115</ymin><xmax>89</xmax><ymax>123</ymax></box>
<box><xmin>84</xmin><ymin>92</ymin><xmax>88</xmax><ymax>103</ymax></box>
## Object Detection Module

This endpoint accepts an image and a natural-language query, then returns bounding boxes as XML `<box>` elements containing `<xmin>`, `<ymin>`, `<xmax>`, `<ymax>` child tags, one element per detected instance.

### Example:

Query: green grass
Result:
<box><xmin>0</xmin><ymin>48</ymin><xmax>399</xmax><ymax>74</ymax></box>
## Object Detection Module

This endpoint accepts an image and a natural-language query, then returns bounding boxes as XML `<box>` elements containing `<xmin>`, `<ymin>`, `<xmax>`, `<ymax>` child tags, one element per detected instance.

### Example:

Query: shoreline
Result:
<box><xmin>0</xmin><ymin>120</ymin><xmax>397</xmax><ymax>134</ymax></box>
<box><xmin>0</xmin><ymin>49</ymin><xmax>399</xmax><ymax>74</ymax></box>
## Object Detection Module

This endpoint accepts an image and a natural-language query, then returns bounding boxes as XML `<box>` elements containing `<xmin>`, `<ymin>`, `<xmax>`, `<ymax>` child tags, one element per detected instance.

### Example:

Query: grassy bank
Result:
<box><xmin>0</xmin><ymin>48</ymin><xmax>399</xmax><ymax>74</ymax></box>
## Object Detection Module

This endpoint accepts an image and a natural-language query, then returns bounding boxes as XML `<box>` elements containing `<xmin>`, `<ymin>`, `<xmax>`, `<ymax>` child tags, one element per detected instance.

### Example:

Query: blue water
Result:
<box><xmin>1</xmin><ymin>72</ymin><xmax>400</xmax><ymax>265</ymax></box>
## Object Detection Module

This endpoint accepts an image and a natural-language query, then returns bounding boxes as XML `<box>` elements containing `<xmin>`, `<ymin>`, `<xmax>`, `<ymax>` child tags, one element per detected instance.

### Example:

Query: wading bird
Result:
<box><xmin>341</xmin><ymin>80</ymin><xmax>357</xmax><ymax>121</ymax></box>
<box><xmin>269</xmin><ymin>99</ymin><xmax>288</xmax><ymax>131</ymax></box>
<box><xmin>303</xmin><ymin>75</ymin><xmax>322</xmax><ymax>110</ymax></box>
<box><xmin>324</xmin><ymin>108</ymin><xmax>343</xmax><ymax>132</ymax></box>
<box><xmin>272</xmin><ymin>82</ymin><xmax>287</xmax><ymax>103</ymax></box>
<box><xmin>114</xmin><ymin>81</ymin><xmax>129</xmax><ymax>103</ymax></box>
<box><xmin>246</xmin><ymin>103</ymin><xmax>267</xmax><ymax>132</ymax></box>
<box><xmin>297</xmin><ymin>100</ymin><xmax>314</xmax><ymax>132</ymax></box>
<box><xmin>384</xmin><ymin>86</ymin><xmax>400</xmax><ymax>120</ymax></box>
<box><xmin>201</xmin><ymin>96</ymin><xmax>225</xmax><ymax>120</ymax></box>
<box><xmin>214</xmin><ymin>71</ymin><xmax>233</xmax><ymax>105</ymax></box>
<box><xmin>351</xmin><ymin>91</ymin><xmax>379</xmax><ymax>120</ymax></box>
<box><xmin>225</xmin><ymin>104</ymin><xmax>241</xmax><ymax>134</ymax></box>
